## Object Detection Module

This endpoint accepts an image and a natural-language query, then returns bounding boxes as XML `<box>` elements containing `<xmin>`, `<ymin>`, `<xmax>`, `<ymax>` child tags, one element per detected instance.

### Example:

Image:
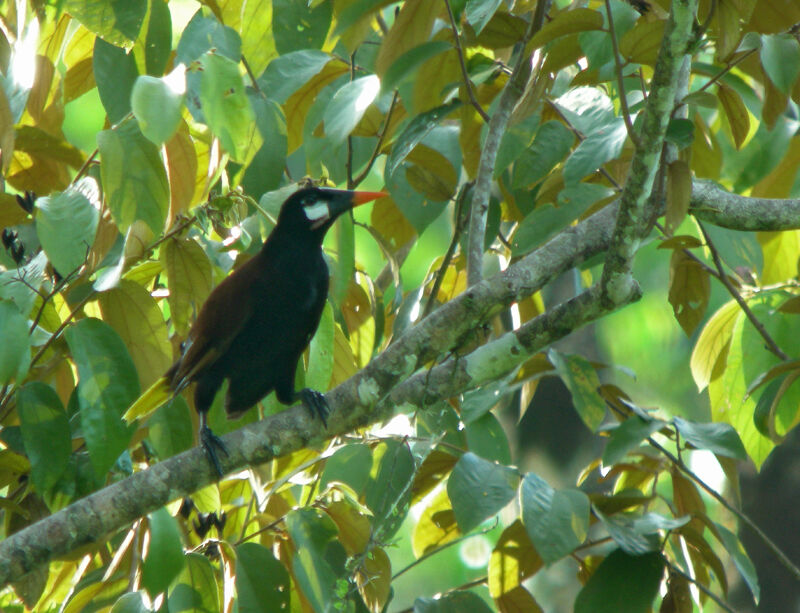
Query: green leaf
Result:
<box><xmin>381</xmin><ymin>41</ymin><xmax>452</xmax><ymax>93</ymax></box>
<box><xmin>690</xmin><ymin>299</ymin><xmax>741</xmax><ymax>391</ymax></box>
<box><xmin>242</xmin><ymin>95</ymin><xmax>287</xmax><ymax>197</ymax></box>
<box><xmin>320</xmin><ymin>443</ymin><xmax>373</xmax><ymax>495</ymax></box>
<box><xmin>512</xmin><ymin>120</ymin><xmax>575</xmax><ymax>188</ymax></box>
<box><xmin>594</xmin><ymin>509</ymin><xmax>688</xmax><ymax>555</ymax></box>
<box><xmin>563</xmin><ymin>119</ymin><xmax>628</xmax><ymax>184</ymax></box>
<box><xmin>512</xmin><ymin>183</ymin><xmax>613</xmax><ymax>256</ymax></box>
<box><xmin>0</xmin><ymin>252</ymin><xmax>48</xmax><ymax>318</ymax></box>
<box><xmin>148</xmin><ymin>397</ymin><xmax>193</xmax><ymax>460</ymax></box>
<box><xmin>97</xmin><ymin>120</ymin><xmax>169</xmax><ymax>234</ymax></box>
<box><xmin>64</xmin><ymin>318</ymin><xmax>139</xmax><ymax>481</ymax></box>
<box><xmin>176</xmin><ymin>11</ymin><xmax>241</xmax><ymax>65</ymax></box>
<box><xmin>17</xmin><ymin>382</ymin><xmax>71</xmax><ymax>494</ymax></box>
<box><xmin>574</xmin><ymin>550</ymin><xmax>664</xmax><ymax>613</ymax></box>
<box><xmin>199</xmin><ymin>53</ymin><xmax>257</xmax><ymax>163</ymax></box>
<box><xmin>715</xmin><ymin>523</ymin><xmax>760</xmax><ymax>603</ymax></box>
<box><xmin>664</xmin><ymin>117</ymin><xmax>695</xmax><ymax>149</ymax></box>
<box><xmin>323</xmin><ymin>75</ymin><xmax>380</xmax><ymax>145</ymax></box>
<box><xmin>258</xmin><ymin>50</ymin><xmax>333</xmax><ymax>104</ymax></box>
<box><xmin>465</xmin><ymin>0</ymin><xmax>504</xmax><ymax>35</ymax></box>
<box><xmin>35</xmin><ymin>177</ymin><xmax>100</xmax><ymax>278</ymax></box>
<box><xmin>602</xmin><ymin>415</ymin><xmax>666</xmax><ymax>466</ymax></box>
<box><xmin>285</xmin><ymin>508</ymin><xmax>339</xmax><ymax>612</ymax></box>
<box><xmin>131</xmin><ymin>70</ymin><xmax>185</xmax><ymax>146</ymax></box>
<box><xmin>673</xmin><ymin>417</ymin><xmax>747</xmax><ymax>459</ymax></box>
<box><xmin>272</xmin><ymin>0</ymin><xmax>332</xmax><ymax>54</ymax></box>
<box><xmin>145</xmin><ymin>0</ymin><xmax>172</xmax><ymax>76</ymax></box>
<box><xmin>520</xmin><ymin>472</ymin><xmax>590</xmax><ymax>564</ymax></box>
<box><xmin>235</xmin><ymin>543</ymin><xmax>290</xmax><ymax>612</ymax></box>
<box><xmin>306</xmin><ymin>302</ymin><xmax>335</xmax><ymax>392</ymax></box>
<box><xmin>760</xmin><ymin>34</ymin><xmax>800</xmax><ymax>94</ymax></box>
<box><xmin>447</xmin><ymin>451</ymin><xmax>517</xmax><ymax>533</ymax></box>
<box><xmin>385</xmin><ymin>99</ymin><xmax>462</xmax><ymax>177</ymax></box>
<box><xmin>548</xmin><ymin>350</ymin><xmax>606</xmax><ymax>432</ymax></box>
<box><xmin>0</xmin><ymin>300</ymin><xmax>30</xmax><ymax>385</ymax></box>
<box><xmin>142</xmin><ymin>507</ymin><xmax>185</xmax><ymax>596</ymax></box>
<box><xmin>162</xmin><ymin>237</ymin><xmax>213</xmax><ymax>336</ymax></box>
<box><xmin>365</xmin><ymin>440</ymin><xmax>414</xmax><ymax>537</ymax></box>
<box><xmin>465</xmin><ymin>412</ymin><xmax>511</xmax><ymax>465</ymax></box>
<box><xmin>494</xmin><ymin>113</ymin><xmax>540</xmax><ymax>178</ymax></box>
<box><xmin>110</xmin><ymin>591</ymin><xmax>151</xmax><ymax>613</ymax></box>
<box><xmin>167</xmin><ymin>553</ymin><xmax>218</xmax><ymax>612</ymax></box>
<box><xmin>66</xmin><ymin>0</ymin><xmax>147</xmax><ymax>47</ymax></box>
<box><xmin>415</xmin><ymin>591</ymin><xmax>494</xmax><ymax>613</ymax></box>
<box><xmin>93</xmin><ymin>38</ymin><xmax>139</xmax><ymax>123</ymax></box>
<box><xmin>98</xmin><ymin>279</ymin><xmax>171</xmax><ymax>388</ymax></box>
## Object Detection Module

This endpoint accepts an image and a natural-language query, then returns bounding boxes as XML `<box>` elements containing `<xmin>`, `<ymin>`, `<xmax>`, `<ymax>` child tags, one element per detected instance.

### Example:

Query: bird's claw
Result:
<box><xmin>299</xmin><ymin>388</ymin><xmax>329</xmax><ymax>427</ymax></box>
<box><xmin>200</xmin><ymin>424</ymin><xmax>228</xmax><ymax>477</ymax></box>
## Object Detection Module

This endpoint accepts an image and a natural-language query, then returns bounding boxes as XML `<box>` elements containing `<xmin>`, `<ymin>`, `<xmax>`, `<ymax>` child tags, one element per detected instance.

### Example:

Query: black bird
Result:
<box><xmin>127</xmin><ymin>186</ymin><xmax>386</xmax><ymax>475</ymax></box>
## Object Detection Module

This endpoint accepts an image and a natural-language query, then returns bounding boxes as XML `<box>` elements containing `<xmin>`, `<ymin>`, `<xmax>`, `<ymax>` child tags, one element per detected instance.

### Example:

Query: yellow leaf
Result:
<box><xmin>357</xmin><ymin>547</ymin><xmax>392</xmax><ymax>613</ymax></box>
<box><xmin>325</xmin><ymin>500</ymin><xmax>371</xmax><ymax>555</ymax></box>
<box><xmin>64</xmin><ymin>57</ymin><xmax>96</xmax><ymax>103</ymax></box>
<box><xmin>412</xmin><ymin>488</ymin><xmax>459</xmax><ymax>557</ymax></box>
<box><xmin>285</xmin><ymin>59</ymin><xmax>349</xmax><ymax>153</ymax></box>
<box><xmin>331</xmin><ymin>321</ymin><xmax>358</xmax><ymax>386</ymax></box>
<box><xmin>619</xmin><ymin>19</ymin><xmax>665</xmax><ymax>66</ymax></box>
<box><xmin>665</xmin><ymin>160</ymin><xmax>691</xmax><ymax>234</ymax></box>
<box><xmin>717</xmin><ymin>83</ymin><xmax>750</xmax><ymax>149</ymax></box>
<box><xmin>488</xmin><ymin>519</ymin><xmax>542</xmax><ymax>597</ymax></box>
<box><xmin>162</xmin><ymin>237</ymin><xmax>213</xmax><ymax>336</ymax></box>
<box><xmin>690</xmin><ymin>299</ymin><xmax>740</xmax><ymax>391</ymax></box>
<box><xmin>413</xmin><ymin>35</ymin><xmax>461</xmax><ymax>113</ymax></box>
<box><xmin>375</xmin><ymin>0</ymin><xmax>443</xmax><ymax>76</ymax></box>
<box><xmin>753</xmin><ymin>135</ymin><xmax>800</xmax><ymax>198</ymax></box>
<box><xmin>758</xmin><ymin>230</ymin><xmax>800</xmax><ymax>284</ymax></box>
<box><xmin>165</xmin><ymin>120</ymin><xmax>199</xmax><ymax>224</ymax></box>
<box><xmin>690</xmin><ymin>114</ymin><xmax>722</xmax><ymax>179</ymax></box>
<box><xmin>668</xmin><ymin>250</ymin><xmax>710</xmax><ymax>337</ymax></box>
<box><xmin>371</xmin><ymin>196</ymin><xmax>416</xmax><ymax>248</ymax></box>
<box><xmin>529</xmin><ymin>7</ymin><xmax>604</xmax><ymax>49</ymax></box>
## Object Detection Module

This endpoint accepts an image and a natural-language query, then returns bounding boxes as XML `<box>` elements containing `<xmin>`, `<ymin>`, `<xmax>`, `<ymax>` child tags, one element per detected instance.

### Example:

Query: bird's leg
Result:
<box><xmin>199</xmin><ymin>411</ymin><xmax>228</xmax><ymax>476</ymax></box>
<box><xmin>298</xmin><ymin>388</ymin><xmax>330</xmax><ymax>426</ymax></box>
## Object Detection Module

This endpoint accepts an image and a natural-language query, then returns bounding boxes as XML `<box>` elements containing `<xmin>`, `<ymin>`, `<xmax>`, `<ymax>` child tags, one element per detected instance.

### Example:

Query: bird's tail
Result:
<box><xmin>123</xmin><ymin>376</ymin><xmax>172</xmax><ymax>422</ymax></box>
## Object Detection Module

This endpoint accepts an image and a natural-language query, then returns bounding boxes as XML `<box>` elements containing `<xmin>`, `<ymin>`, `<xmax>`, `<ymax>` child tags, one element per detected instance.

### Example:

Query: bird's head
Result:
<box><xmin>277</xmin><ymin>186</ymin><xmax>387</xmax><ymax>237</ymax></box>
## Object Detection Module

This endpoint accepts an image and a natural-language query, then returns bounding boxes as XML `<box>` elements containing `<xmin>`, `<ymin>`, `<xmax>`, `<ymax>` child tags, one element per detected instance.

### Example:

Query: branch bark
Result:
<box><xmin>465</xmin><ymin>0</ymin><xmax>550</xmax><ymax>286</ymax></box>
<box><xmin>600</xmin><ymin>0</ymin><xmax>698</xmax><ymax>303</ymax></box>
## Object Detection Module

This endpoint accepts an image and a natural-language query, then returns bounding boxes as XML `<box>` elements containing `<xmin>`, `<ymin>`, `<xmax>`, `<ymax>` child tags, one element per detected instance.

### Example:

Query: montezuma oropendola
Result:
<box><xmin>127</xmin><ymin>186</ymin><xmax>386</xmax><ymax>475</ymax></box>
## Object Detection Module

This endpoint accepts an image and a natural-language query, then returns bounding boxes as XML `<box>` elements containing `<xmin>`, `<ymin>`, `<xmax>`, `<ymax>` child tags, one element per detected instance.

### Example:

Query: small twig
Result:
<box><xmin>391</xmin><ymin>519</ymin><xmax>498</xmax><ymax>580</ymax></box>
<box><xmin>647</xmin><ymin>436</ymin><xmax>800</xmax><ymax>583</ymax></box>
<box><xmin>696</xmin><ymin>48</ymin><xmax>757</xmax><ymax>93</ymax></box>
<box><xmin>241</xmin><ymin>55</ymin><xmax>262</xmax><ymax>94</ymax></box>
<box><xmin>423</xmin><ymin>185</ymin><xmax>470</xmax><ymax>318</ymax></box>
<box><xmin>466</xmin><ymin>0</ymin><xmax>551</xmax><ymax>286</ymax></box>
<box><xmin>346</xmin><ymin>51</ymin><xmax>357</xmax><ymax>189</ymax></box>
<box><xmin>697</xmin><ymin>220</ymin><xmax>789</xmax><ymax>360</ymax></box>
<box><xmin>351</xmin><ymin>90</ymin><xmax>399</xmax><ymax>187</ymax></box>
<box><xmin>665</xmin><ymin>560</ymin><xmax>735</xmax><ymax>612</ymax></box>
<box><xmin>443</xmin><ymin>0</ymin><xmax>489</xmax><ymax>123</ymax></box>
<box><xmin>72</xmin><ymin>148</ymin><xmax>99</xmax><ymax>185</ymax></box>
<box><xmin>605</xmin><ymin>0</ymin><xmax>641</xmax><ymax>148</ymax></box>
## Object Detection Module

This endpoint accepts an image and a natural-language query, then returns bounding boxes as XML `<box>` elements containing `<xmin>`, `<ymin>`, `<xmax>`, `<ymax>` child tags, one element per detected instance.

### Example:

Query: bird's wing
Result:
<box><xmin>169</xmin><ymin>261</ymin><xmax>259</xmax><ymax>388</ymax></box>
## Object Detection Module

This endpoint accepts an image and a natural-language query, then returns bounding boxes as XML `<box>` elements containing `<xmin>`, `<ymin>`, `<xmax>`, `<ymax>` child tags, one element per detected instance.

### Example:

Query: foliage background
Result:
<box><xmin>0</xmin><ymin>0</ymin><xmax>800</xmax><ymax>611</ymax></box>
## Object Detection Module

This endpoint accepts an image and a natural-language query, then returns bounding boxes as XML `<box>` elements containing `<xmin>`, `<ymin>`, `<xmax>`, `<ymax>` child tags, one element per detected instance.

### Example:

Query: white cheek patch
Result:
<box><xmin>304</xmin><ymin>201</ymin><xmax>330</xmax><ymax>222</ymax></box>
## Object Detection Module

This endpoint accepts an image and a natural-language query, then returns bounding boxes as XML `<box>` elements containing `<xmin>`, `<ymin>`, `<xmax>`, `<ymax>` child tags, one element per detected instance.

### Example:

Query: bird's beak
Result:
<box><xmin>349</xmin><ymin>190</ymin><xmax>389</xmax><ymax>206</ymax></box>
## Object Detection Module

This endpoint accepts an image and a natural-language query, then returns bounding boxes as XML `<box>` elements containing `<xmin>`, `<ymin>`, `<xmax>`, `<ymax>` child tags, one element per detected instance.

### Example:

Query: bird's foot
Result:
<box><xmin>299</xmin><ymin>388</ymin><xmax>330</xmax><ymax>427</ymax></box>
<box><xmin>200</xmin><ymin>424</ymin><xmax>228</xmax><ymax>477</ymax></box>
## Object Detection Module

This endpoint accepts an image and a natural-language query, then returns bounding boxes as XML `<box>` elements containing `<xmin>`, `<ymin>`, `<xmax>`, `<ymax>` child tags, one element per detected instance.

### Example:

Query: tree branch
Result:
<box><xmin>465</xmin><ymin>0</ymin><xmax>551</xmax><ymax>287</ymax></box>
<box><xmin>2</xmin><ymin>175</ymin><xmax>795</xmax><ymax>585</ymax></box>
<box><xmin>600</xmin><ymin>0</ymin><xmax>697</xmax><ymax>303</ymax></box>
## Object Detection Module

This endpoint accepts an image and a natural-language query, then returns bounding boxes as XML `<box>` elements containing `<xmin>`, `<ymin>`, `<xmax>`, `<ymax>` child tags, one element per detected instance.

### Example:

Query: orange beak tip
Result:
<box><xmin>352</xmin><ymin>191</ymin><xmax>389</xmax><ymax>205</ymax></box>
